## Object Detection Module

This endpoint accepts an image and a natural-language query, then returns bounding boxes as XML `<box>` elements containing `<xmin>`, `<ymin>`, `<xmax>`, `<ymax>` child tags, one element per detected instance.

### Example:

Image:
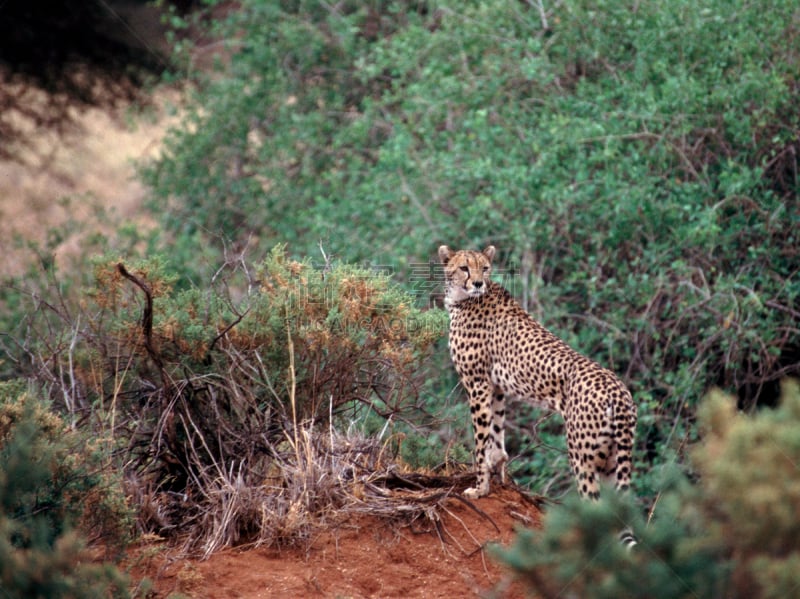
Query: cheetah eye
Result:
<box><xmin>460</xmin><ymin>266</ymin><xmax>469</xmax><ymax>272</ymax></box>
<box><xmin>482</xmin><ymin>266</ymin><xmax>489</xmax><ymax>272</ymax></box>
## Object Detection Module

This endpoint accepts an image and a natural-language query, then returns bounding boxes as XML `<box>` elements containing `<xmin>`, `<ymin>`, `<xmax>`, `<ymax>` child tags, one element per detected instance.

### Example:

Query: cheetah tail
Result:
<box><xmin>618</xmin><ymin>527</ymin><xmax>638</xmax><ymax>550</ymax></box>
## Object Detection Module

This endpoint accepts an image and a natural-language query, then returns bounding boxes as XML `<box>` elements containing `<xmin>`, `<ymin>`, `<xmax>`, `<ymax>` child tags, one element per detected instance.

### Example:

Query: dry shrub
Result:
<box><xmin>14</xmin><ymin>246</ymin><xmax>449</xmax><ymax>554</ymax></box>
<box><xmin>177</xmin><ymin>425</ymin><xmax>410</xmax><ymax>556</ymax></box>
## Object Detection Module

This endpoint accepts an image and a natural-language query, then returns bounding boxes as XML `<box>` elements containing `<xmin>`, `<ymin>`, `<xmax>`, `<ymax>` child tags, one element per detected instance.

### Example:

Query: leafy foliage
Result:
<box><xmin>495</xmin><ymin>379</ymin><xmax>800</xmax><ymax>598</ymax></box>
<box><xmin>143</xmin><ymin>0</ymin><xmax>800</xmax><ymax>498</ymax></box>
<box><xmin>0</xmin><ymin>381</ymin><xmax>129</xmax><ymax>598</ymax></box>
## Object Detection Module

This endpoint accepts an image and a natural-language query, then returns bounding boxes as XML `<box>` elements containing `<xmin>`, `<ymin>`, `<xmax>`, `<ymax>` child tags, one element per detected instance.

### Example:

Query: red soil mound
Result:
<box><xmin>128</xmin><ymin>486</ymin><xmax>543</xmax><ymax>598</ymax></box>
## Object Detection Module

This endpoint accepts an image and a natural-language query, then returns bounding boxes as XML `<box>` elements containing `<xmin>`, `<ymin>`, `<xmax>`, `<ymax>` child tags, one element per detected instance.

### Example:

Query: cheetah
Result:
<box><xmin>438</xmin><ymin>245</ymin><xmax>637</xmax><ymax>500</ymax></box>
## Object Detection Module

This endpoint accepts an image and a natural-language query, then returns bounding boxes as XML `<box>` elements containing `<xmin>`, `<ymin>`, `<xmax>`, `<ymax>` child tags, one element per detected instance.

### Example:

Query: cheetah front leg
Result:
<box><xmin>486</xmin><ymin>389</ymin><xmax>509</xmax><ymax>483</ymax></box>
<box><xmin>464</xmin><ymin>382</ymin><xmax>502</xmax><ymax>499</ymax></box>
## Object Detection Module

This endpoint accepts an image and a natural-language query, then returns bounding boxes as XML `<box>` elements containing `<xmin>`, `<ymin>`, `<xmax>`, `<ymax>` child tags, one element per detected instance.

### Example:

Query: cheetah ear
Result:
<box><xmin>438</xmin><ymin>245</ymin><xmax>453</xmax><ymax>264</ymax></box>
<box><xmin>483</xmin><ymin>245</ymin><xmax>496</xmax><ymax>262</ymax></box>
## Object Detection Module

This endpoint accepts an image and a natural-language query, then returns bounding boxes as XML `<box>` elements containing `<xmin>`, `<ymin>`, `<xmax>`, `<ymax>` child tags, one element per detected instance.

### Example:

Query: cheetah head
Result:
<box><xmin>438</xmin><ymin>245</ymin><xmax>496</xmax><ymax>307</ymax></box>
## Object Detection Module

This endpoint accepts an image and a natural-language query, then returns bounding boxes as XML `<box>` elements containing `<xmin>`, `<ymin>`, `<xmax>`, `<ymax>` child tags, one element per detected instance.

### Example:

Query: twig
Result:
<box><xmin>442</xmin><ymin>504</ymin><xmax>486</xmax><ymax>555</ymax></box>
<box><xmin>207</xmin><ymin>308</ymin><xmax>250</xmax><ymax>356</ymax></box>
<box><xmin>398</xmin><ymin>169</ymin><xmax>436</xmax><ymax>234</ymax></box>
<box><xmin>286</xmin><ymin>315</ymin><xmax>301</xmax><ymax>468</ymax></box>
<box><xmin>449</xmin><ymin>495</ymin><xmax>501</xmax><ymax>533</ymax></box>
<box><xmin>765</xmin><ymin>299</ymin><xmax>800</xmax><ymax>320</ymax></box>
<box><xmin>646</xmin><ymin>490</ymin><xmax>662</xmax><ymax>526</ymax></box>
<box><xmin>117</xmin><ymin>262</ymin><xmax>168</xmax><ymax>388</ymax></box>
<box><xmin>526</xmin><ymin>0</ymin><xmax>550</xmax><ymax>31</ymax></box>
<box><xmin>318</xmin><ymin>241</ymin><xmax>332</xmax><ymax>277</ymax></box>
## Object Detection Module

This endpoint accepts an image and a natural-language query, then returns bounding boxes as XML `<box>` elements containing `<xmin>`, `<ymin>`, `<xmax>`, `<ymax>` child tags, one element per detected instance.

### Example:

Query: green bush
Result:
<box><xmin>143</xmin><ymin>0</ymin><xmax>800</xmax><ymax>498</ymax></box>
<box><xmin>694</xmin><ymin>379</ymin><xmax>800</xmax><ymax>597</ymax></box>
<box><xmin>83</xmin><ymin>245</ymin><xmax>445</xmax><ymax>420</ymax></box>
<box><xmin>0</xmin><ymin>381</ymin><xmax>128</xmax><ymax>598</ymax></box>
<box><xmin>495</xmin><ymin>379</ymin><xmax>800</xmax><ymax>598</ymax></box>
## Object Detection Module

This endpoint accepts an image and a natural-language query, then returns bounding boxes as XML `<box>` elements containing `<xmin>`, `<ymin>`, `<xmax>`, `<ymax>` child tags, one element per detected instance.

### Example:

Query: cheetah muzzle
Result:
<box><xmin>438</xmin><ymin>245</ymin><xmax>637</xmax><ymax>500</ymax></box>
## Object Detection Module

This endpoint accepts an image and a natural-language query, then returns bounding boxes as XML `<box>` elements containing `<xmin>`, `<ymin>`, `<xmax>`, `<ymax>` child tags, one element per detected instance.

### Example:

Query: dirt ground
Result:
<box><xmin>126</xmin><ymin>486</ymin><xmax>543</xmax><ymax>599</ymax></box>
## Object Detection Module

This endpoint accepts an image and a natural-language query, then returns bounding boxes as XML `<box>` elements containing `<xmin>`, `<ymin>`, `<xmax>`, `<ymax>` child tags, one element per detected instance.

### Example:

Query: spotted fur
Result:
<box><xmin>438</xmin><ymin>245</ymin><xmax>637</xmax><ymax>500</ymax></box>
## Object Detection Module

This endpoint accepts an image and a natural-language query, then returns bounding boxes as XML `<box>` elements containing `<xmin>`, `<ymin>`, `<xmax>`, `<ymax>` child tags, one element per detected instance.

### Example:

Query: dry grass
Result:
<box><xmin>0</xmin><ymin>82</ymin><xmax>179</xmax><ymax>277</ymax></box>
<box><xmin>79</xmin><ymin>260</ymin><xmax>472</xmax><ymax>558</ymax></box>
<box><xmin>126</xmin><ymin>415</ymin><xmax>497</xmax><ymax>559</ymax></box>
<box><xmin>128</xmin><ymin>417</ymin><xmax>453</xmax><ymax>555</ymax></box>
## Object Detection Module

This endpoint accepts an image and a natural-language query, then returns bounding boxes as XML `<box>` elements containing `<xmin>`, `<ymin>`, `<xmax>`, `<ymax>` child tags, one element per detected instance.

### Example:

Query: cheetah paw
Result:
<box><xmin>463</xmin><ymin>486</ymin><xmax>489</xmax><ymax>499</ymax></box>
